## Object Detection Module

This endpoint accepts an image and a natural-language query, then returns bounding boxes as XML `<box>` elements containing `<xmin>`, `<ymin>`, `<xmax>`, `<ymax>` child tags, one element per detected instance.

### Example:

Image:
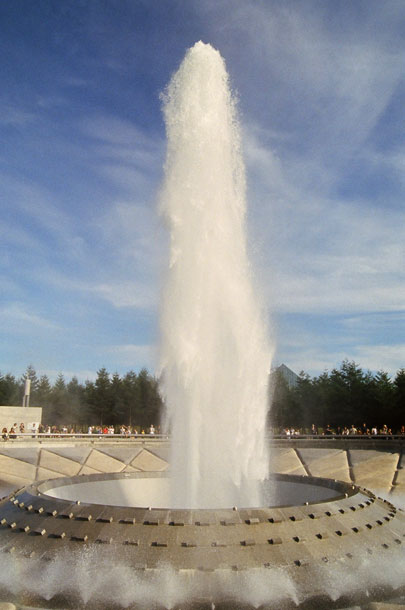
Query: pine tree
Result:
<box><xmin>36</xmin><ymin>375</ymin><xmax>52</xmax><ymax>421</ymax></box>
<box><xmin>49</xmin><ymin>373</ymin><xmax>68</xmax><ymax>424</ymax></box>
<box><xmin>0</xmin><ymin>373</ymin><xmax>20</xmax><ymax>405</ymax></box>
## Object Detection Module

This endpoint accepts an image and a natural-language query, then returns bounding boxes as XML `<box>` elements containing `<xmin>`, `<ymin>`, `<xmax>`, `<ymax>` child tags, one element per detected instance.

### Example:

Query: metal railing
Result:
<box><xmin>1</xmin><ymin>432</ymin><xmax>169</xmax><ymax>441</ymax></box>
<box><xmin>1</xmin><ymin>432</ymin><xmax>404</xmax><ymax>442</ymax></box>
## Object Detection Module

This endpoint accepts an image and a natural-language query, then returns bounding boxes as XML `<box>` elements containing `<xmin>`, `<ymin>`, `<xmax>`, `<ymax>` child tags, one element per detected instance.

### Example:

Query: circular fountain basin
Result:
<box><xmin>41</xmin><ymin>471</ymin><xmax>343</xmax><ymax>508</ymax></box>
<box><xmin>0</xmin><ymin>473</ymin><xmax>404</xmax><ymax>609</ymax></box>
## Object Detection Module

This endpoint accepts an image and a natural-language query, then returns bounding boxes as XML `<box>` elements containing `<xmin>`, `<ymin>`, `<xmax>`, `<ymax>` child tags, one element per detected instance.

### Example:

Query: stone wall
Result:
<box><xmin>0</xmin><ymin>406</ymin><xmax>42</xmax><ymax>431</ymax></box>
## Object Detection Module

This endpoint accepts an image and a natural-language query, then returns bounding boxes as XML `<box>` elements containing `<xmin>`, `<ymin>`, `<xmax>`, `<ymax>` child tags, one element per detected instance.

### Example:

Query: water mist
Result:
<box><xmin>159</xmin><ymin>41</ymin><xmax>272</xmax><ymax>509</ymax></box>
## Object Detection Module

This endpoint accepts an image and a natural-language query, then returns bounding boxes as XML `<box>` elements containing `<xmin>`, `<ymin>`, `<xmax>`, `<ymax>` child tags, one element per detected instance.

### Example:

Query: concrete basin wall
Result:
<box><xmin>0</xmin><ymin>437</ymin><xmax>403</xmax><ymax>503</ymax></box>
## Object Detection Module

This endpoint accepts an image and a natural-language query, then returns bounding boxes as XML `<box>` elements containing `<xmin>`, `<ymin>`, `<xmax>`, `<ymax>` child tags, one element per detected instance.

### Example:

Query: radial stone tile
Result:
<box><xmin>36</xmin><ymin>467</ymin><xmax>67</xmax><ymax>481</ymax></box>
<box><xmin>271</xmin><ymin>448</ymin><xmax>307</xmax><ymax>476</ymax></box>
<box><xmin>92</xmin><ymin>446</ymin><xmax>143</xmax><ymax>464</ymax></box>
<box><xmin>302</xmin><ymin>450</ymin><xmax>351</xmax><ymax>482</ymax></box>
<box><xmin>44</xmin><ymin>446</ymin><xmax>92</xmax><ymax>464</ymax></box>
<box><xmin>0</xmin><ymin>474</ymin><xmax>31</xmax><ymax>497</ymax></box>
<box><xmin>350</xmin><ymin>452</ymin><xmax>398</xmax><ymax>491</ymax></box>
<box><xmin>78</xmin><ymin>465</ymin><xmax>103</xmax><ymax>475</ymax></box>
<box><xmin>130</xmin><ymin>449</ymin><xmax>168</xmax><ymax>471</ymax></box>
<box><xmin>0</xmin><ymin>448</ymin><xmax>40</xmax><ymax>466</ymax></box>
<box><xmin>0</xmin><ymin>455</ymin><xmax>37</xmax><ymax>480</ymax></box>
<box><xmin>348</xmin><ymin>449</ymin><xmax>398</xmax><ymax>465</ymax></box>
<box><xmin>84</xmin><ymin>449</ymin><xmax>126</xmax><ymax>473</ymax></box>
<box><xmin>38</xmin><ymin>450</ymin><xmax>82</xmax><ymax>477</ymax></box>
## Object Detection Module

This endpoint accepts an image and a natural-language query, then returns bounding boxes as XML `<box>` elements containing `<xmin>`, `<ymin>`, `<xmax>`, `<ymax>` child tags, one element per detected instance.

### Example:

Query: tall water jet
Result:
<box><xmin>159</xmin><ymin>41</ymin><xmax>272</xmax><ymax>509</ymax></box>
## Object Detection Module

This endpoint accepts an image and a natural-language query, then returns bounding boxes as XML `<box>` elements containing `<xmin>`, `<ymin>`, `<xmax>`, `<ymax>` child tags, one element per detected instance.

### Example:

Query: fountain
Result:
<box><xmin>158</xmin><ymin>40</ymin><xmax>271</xmax><ymax>510</ymax></box>
<box><xmin>0</xmin><ymin>42</ymin><xmax>404</xmax><ymax>610</ymax></box>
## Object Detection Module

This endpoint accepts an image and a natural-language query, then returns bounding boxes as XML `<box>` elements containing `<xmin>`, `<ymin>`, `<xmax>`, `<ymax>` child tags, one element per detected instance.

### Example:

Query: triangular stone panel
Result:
<box><xmin>142</xmin><ymin>444</ymin><xmax>170</xmax><ymax>463</ymax></box>
<box><xmin>36</xmin><ymin>467</ymin><xmax>65</xmax><ymax>482</ymax></box>
<box><xmin>45</xmin><ymin>446</ymin><xmax>92</xmax><ymax>464</ymax></box>
<box><xmin>130</xmin><ymin>449</ymin><xmax>168</xmax><ymax>472</ymax></box>
<box><xmin>0</xmin><ymin>454</ymin><xmax>36</xmax><ymax>480</ymax></box>
<box><xmin>95</xmin><ymin>446</ymin><xmax>143</xmax><ymax>464</ymax></box>
<box><xmin>122</xmin><ymin>464</ymin><xmax>140</xmax><ymax>472</ymax></box>
<box><xmin>78</xmin><ymin>465</ymin><xmax>103</xmax><ymax>476</ymax></box>
<box><xmin>351</xmin><ymin>453</ymin><xmax>398</xmax><ymax>491</ymax></box>
<box><xmin>304</xmin><ymin>450</ymin><xmax>351</xmax><ymax>482</ymax></box>
<box><xmin>270</xmin><ymin>448</ymin><xmax>307</xmax><ymax>476</ymax></box>
<box><xmin>349</xmin><ymin>449</ymin><xmax>398</xmax><ymax>466</ymax></box>
<box><xmin>38</xmin><ymin>450</ymin><xmax>82</xmax><ymax>477</ymax></box>
<box><xmin>0</xmin><ymin>473</ymin><xmax>32</xmax><ymax>496</ymax></box>
<box><xmin>0</xmin><ymin>447</ymin><xmax>40</xmax><ymax>465</ymax></box>
<box><xmin>297</xmin><ymin>448</ymin><xmax>343</xmax><ymax>464</ymax></box>
<box><xmin>85</xmin><ymin>449</ymin><xmax>126</xmax><ymax>473</ymax></box>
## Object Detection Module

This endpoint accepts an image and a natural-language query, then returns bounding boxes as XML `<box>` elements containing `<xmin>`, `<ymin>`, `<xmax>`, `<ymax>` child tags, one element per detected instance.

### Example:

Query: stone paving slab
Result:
<box><xmin>298</xmin><ymin>447</ymin><xmax>346</xmax><ymax>462</ymax></box>
<box><xmin>145</xmin><ymin>444</ymin><xmax>171</xmax><ymax>462</ymax></box>
<box><xmin>43</xmin><ymin>446</ymin><xmax>92</xmax><ymax>463</ymax></box>
<box><xmin>78</xmin><ymin>465</ymin><xmax>103</xmax><ymax>475</ymax></box>
<box><xmin>36</xmin><ymin>466</ymin><xmax>65</xmax><ymax>482</ymax></box>
<box><xmin>351</xmin><ymin>453</ymin><xmax>398</xmax><ymax>487</ymax></box>
<box><xmin>38</xmin><ymin>450</ymin><xmax>82</xmax><ymax>477</ymax></box>
<box><xmin>0</xmin><ymin>448</ymin><xmax>39</xmax><ymax>465</ymax></box>
<box><xmin>130</xmin><ymin>448</ymin><xmax>168</xmax><ymax>471</ymax></box>
<box><xmin>271</xmin><ymin>448</ymin><xmax>307</xmax><ymax>475</ymax></box>
<box><xmin>0</xmin><ymin>473</ymin><xmax>31</xmax><ymax>497</ymax></box>
<box><xmin>303</xmin><ymin>450</ymin><xmax>351</xmax><ymax>480</ymax></box>
<box><xmin>95</xmin><ymin>446</ymin><xmax>143</xmax><ymax>464</ymax></box>
<box><xmin>122</xmin><ymin>464</ymin><xmax>140</xmax><ymax>472</ymax></box>
<box><xmin>0</xmin><ymin>454</ymin><xmax>36</xmax><ymax>480</ymax></box>
<box><xmin>355</xmin><ymin>478</ymin><xmax>394</xmax><ymax>494</ymax></box>
<box><xmin>349</xmin><ymin>449</ymin><xmax>398</xmax><ymax>465</ymax></box>
<box><xmin>85</xmin><ymin>449</ymin><xmax>127</xmax><ymax>473</ymax></box>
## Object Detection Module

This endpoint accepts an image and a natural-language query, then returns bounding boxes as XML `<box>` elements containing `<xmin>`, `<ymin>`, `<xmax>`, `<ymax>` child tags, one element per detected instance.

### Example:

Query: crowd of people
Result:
<box><xmin>2</xmin><ymin>421</ymin><xmax>405</xmax><ymax>441</ymax></box>
<box><xmin>1</xmin><ymin>422</ymin><xmax>160</xmax><ymax>440</ymax></box>
<box><xmin>281</xmin><ymin>423</ymin><xmax>405</xmax><ymax>437</ymax></box>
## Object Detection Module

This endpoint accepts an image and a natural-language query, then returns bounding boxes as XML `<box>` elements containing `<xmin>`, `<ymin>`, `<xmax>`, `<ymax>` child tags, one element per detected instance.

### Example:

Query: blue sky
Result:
<box><xmin>1</xmin><ymin>0</ymin><xmax>404</xmax><ymax>382</ymax></box>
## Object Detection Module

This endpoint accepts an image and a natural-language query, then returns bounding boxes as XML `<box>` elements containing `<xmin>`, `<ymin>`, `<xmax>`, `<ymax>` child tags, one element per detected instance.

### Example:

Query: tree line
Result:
<box><xmin>270</xmin><ymin>360</ymin><xmax>405</xmax><ymax>433</ymax></box>
<box><xmin>0</xmin><ymin>365</ymin><xmax>163</xmax><ymax>429</ymax></box>
<box><xmin>1</xmin><ymin>360</ymin><xmax>404</xmax><ymax>432</ymax></box>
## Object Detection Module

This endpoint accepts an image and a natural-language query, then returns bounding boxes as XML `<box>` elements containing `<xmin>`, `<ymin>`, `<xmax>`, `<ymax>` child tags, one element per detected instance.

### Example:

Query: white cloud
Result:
<box><xmin>38</xmin><ymin>369</ymin><xmax>98</xmax><ymax>383</ymax></box>
<box><xmin>0</xmin><ymin>303</ymin><xmax>60</xmax><ymax>331</ymax></box>
<box><xmin>92</xmin><ymin>282</ymin><xmax>156</xmax><ymax>309</ymax></box>
<box><xmin>107</xmin><ymin>344</ymin><xmax>156</xmax><ymax>370</ymax></box>
<box><xmin>353</xmin><ymin>344</ymin><xmax>405</xmax><ymax>374</ymax></box>
<box><xmin>243</xmin><ymin>124</ymin><xmax>405</xmax><ymax>316</ymax></box>
<box><xmin>275</xmin><ymin>340</ymin><xmax>405</xmax><ymax>378</ymax></box>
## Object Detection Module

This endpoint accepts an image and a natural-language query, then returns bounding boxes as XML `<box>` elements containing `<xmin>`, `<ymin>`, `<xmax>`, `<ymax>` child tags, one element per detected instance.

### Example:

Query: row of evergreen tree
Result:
<box><xmin>1</xmin><ymin>360</ymin><xmax>404</xmax><ymax>432</ymax></box>
<box><xmin>270</xmin><ymin>360</ymin><xmax>405</xmax><ymax>432</ymax></box>
<box><xmin>0</xmin><ymin>366</ymin><xmax>163</xmax><ymax>429</ymax></box>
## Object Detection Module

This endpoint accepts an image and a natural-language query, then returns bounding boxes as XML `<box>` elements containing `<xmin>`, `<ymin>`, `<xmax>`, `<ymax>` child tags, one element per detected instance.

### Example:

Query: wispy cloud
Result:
<box><xmin>0</xmin><ymin>103</ymin><xmax>36</xmax><ymax>126</ymax></box>
<box><xmin>92</xmin><ymin>282</ymin><xmax>156</xmax><ymax>310</ymax></box>
<box><xmin>107</xmin><ymin>343</ymin><xmax>156</xmax><ymax>369</ymax></box>
<box><xmin>244</xmin><ymin>122</ymin><xmax>405</xmax><ymax>316</ymax></box>
<box><xmin>0</xmin><ymin>303</ymin><xmax>60</xmax><ymax>331</ymax></box>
